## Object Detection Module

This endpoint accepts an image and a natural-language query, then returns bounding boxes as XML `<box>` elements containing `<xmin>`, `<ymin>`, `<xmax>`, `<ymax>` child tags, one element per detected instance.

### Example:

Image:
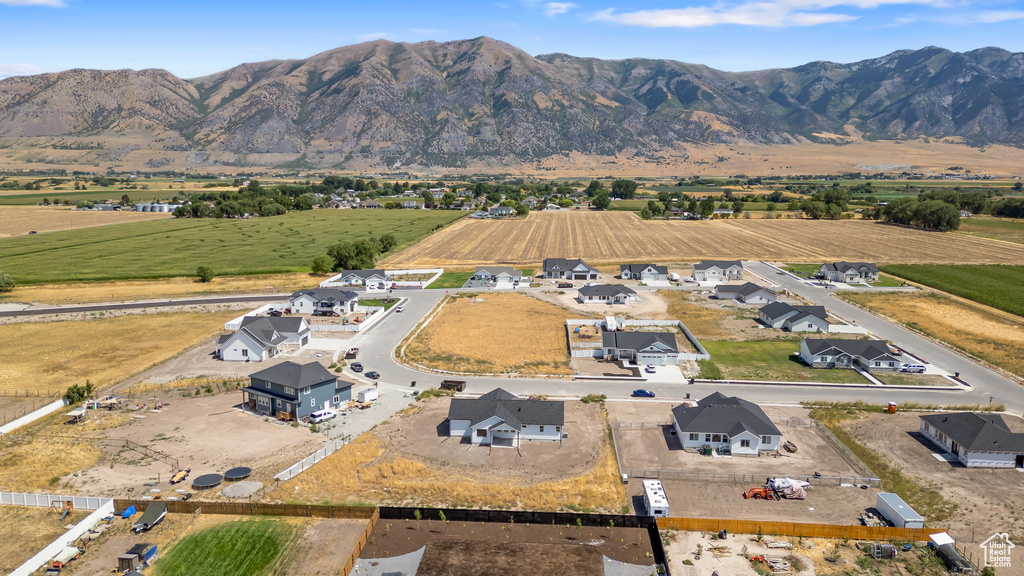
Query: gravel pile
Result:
<box><xmin>222</xmin><ymin>481</ymin><xmax>262</xmax><ymax>499</ymax></box>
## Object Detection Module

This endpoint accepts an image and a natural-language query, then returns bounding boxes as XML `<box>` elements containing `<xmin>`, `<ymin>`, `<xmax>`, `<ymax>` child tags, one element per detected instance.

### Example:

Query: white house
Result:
<box><xmin>799</xmin><ymin>338</ymin><xmax>901</xmax><ymax>372</ymax></box>
<box><xmin>819</xmin><ymin>262</ymin><xmax>880</xmax><ymax>283</ymax></box>
<box><xmin>490</xmin><ymin>205</ymin><xmax>515</xmax><ymax>217</ymax></box>
<box><xmin>447</xmin><ymin>388</ymin><xmax>564</xmax><ymax>447</ymax></box>
<box><xmin>919</xmin><ymin>413</ymin><xmax>1024</xmax><ymax>468</ymax></box>
<box><xmin>693</xmin><ymin>260</ymin><xmax>744</xmax><ymax>282</ymax></box>
<box><xmin>474</xmin><ymin>266</ymin><xmax>524</xmax><ymax>284</ymax></box>
<box><xmin>336</xmin><ymin>269</ymin><xmax>388</xmax><ymax>286</ymax></box>
<box><xmin>714</xmin><ymin>282</ymin><xmax>778</xmax><ymax>304</ymax></box>
<box><xmin>578</xmin><ymin>284</ymin><xmax>637</xmax><ymax>304</ymax></box>
<box><xmin>672</xmin><ymin>392</ymin><xmax>782</xmax><ymax>456</ymax></box>
<box><xmin>620</xmin><ymin>264</ymin><xmax>669</xmax><ymax>282</ymax></box>
<box><xmin>289</xmin><ymin>288</ymin><xmax>359</xmax><ymax>316</ymax></box>
<box><xmin>217</xmin><ymin>316</ymin><xmax>311</xmax><ymax>362</ymax></box>
<box><xmin>759</xmin><ymin>302</ymin><xmax>830</xmax><ymax>332</ymax></box>
<box><xmin>602</xmin><ymin>331</ymin><xmax>679</xmax><ymax>365</ymax></box>
<box><xmin>543</xmin><ymin>258</ymin><xmax>599</xmax><ymax>280</ymax></box>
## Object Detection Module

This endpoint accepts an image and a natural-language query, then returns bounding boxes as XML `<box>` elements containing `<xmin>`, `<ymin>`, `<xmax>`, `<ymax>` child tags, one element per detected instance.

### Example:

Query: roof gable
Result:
<box><xmin>448</xmin><ymin>389</ymin><xmax>564</xmax><ymax>427</ymax></box>
<box><xmin>579</xmin><ymin>284</ymin><xmax>636</xmax><ymax>297</ymax></box>
<box><xmin>921</xmin><ymin>412</ymin><xmax>1024</xmax><ymax>452</ymax></box>
<box><xmin>602</xmin><ymin>331</ymin><xmax>679</xmax><ymax>354</ymax></box>
<box><xmin>250</xmin><ymin>361</ymin><xmax>336</xmax><ymax>388</ymax></box>
<box><xmin>672</xmin><ymin>393</ymin><xmax>781</xmax><ymax>437</ymax></box>
<box><xmin>694</xmin><ymin>260</ymin><xmax>743</xmax><ymax>271</ymax></box>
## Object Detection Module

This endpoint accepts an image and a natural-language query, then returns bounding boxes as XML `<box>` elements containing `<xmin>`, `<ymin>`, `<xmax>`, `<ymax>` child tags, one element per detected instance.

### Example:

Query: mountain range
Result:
<box><xmin>0</xmin><ymin>37</ymin><xmax>1021</xmax><ymax>171</ymax></box>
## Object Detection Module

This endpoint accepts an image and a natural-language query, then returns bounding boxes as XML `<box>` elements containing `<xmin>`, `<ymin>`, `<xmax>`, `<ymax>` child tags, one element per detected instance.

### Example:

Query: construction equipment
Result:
<box><xmin>170</xmin><ymin>468</ymin><xmax>191</xmax><ymax>485</ymax></box>
<box><xmin>46</xmin><ymin>547</ymin><xmax>81</xmax><ymax>573</ymax></box>
<box><xmin>743</xmin><ymin>487</ymin><xmax>775</xmax><ymax>500</ymax></box>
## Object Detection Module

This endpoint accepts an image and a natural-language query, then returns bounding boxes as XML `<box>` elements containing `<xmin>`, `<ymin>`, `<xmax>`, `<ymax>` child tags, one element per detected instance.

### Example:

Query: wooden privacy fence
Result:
<box><xmin>112</xmin><ymin>499</ymin><xmax>378</xmax><ymax>519</ymax></box>
<box><xmin>656</xmin><ymin>517</ymin><xmax>941</xmax><ymax>541</ymax></box>
<box><xmin>343</xmin><ymin>507</ymin><xmax>379</xmax><ymax>575</ymax></box>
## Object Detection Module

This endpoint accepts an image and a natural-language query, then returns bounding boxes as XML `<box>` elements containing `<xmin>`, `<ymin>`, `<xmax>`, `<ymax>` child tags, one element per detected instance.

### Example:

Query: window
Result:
<box><xmin>265</xmin><ymin>381</ymin><xmax>270</xmax><ymax>389</ymax></box>
<box><xmin>539</xmin><ymin>426</ymin><xmax>545</xmax><ymax>432</ymax></box>
<box><xmin>762</xmin><ymin>436</ymin><xmax>771</xmax><ymax>445</ymax></box>
<box><xmin>285</xmin><ymin>387</ymin><xmax>295</xmax><ymax>395</ymax></box>
<box><xmin>705</xmin><ymin>434</ymin><xmax>711</xmax><ymax>442</ymax></box>
<box><xmin>722</xmin><ymin>435</ymin><xmax>728</xmax><ymax>442</ymax></box>
<box><xmin>555</xmin><ymin>426</ymin><xmax>560</xmax><ymax>432</ymax></box>
<box><xmin>740</xmin><ymin>439</ymin><xmax>751</xmax><ymax>448</ymax></box>
<box><xmin>689</xmin><ymin>433</ymin><xmax>699</xmax><ymax>441</ymax></box>
<box><xmin>712</xmin><ymin>434</ymin><xmax>721</xmax><ymax>443</ymax></box>
<box><xmin>303</xmin><ymin>387</ymin><xmax>311</xmax><ymax>395</ymax></box>
<box><xmin>333</xmin><ymin>395</ymin><xmax>340</xmax><ymax>405</ymax></box>
<box><xmin>310</xmin><ymin>398</ymin><xmax>315</xmax><ymax>407</ymax></box>
<box><xmin>257</xmin><ymin>397</ymin><xmax>269</xmax><ymax>406</ymax></box>
<box><xmin>476</xmin><ymin>429</ymin><xmax>487</xmax><ymax>438</ymax></box>
<box><xmin>242</xmin><ymin>349</ymin><xmax>248</xmax><ymax>357</ymax></box>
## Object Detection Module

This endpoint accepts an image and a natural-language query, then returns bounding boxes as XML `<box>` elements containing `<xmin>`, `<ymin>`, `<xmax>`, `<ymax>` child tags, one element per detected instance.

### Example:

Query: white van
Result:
<box><xmin>900</xmin><ymin>364</ymin><xmax>926</xmax><ymax>373</ymax></box>
<box><xmin>309</xmin><ymin>409</ymin><xmax>337</xmax><ymax>423</ymax></box>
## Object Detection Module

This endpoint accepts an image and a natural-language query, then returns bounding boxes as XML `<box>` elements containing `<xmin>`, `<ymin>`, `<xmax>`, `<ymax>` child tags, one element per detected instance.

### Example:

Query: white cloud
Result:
<box><xmin>544</xmin><ymin>2</ymin><xmax>578</xmax><ymax>16</ymax></box>
<box><xmin>0</xmin><ymin>0</ymin><xmax>65</xmax><ymax>5</ymax></box>
<box><xmin>972</xmin><ymin>9</ymin><xmax>1024</xmax><ymax>23</ymax></box>
<box><xmin>0</xmin><ymin>63</ymin><xmax>42</xmax><ymax>79</ymax></box>
<box><xmin>356</xmin><ymin>32</ymin><xmax>391</xmax><ymax>42</ymax></box>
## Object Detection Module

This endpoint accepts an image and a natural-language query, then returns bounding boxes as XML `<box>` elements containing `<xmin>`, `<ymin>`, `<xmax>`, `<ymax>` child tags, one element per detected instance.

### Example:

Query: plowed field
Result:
<box><xmin>381</xmin><ymin>211</ymin><xmax>1024</xmax><ymax>267</ymax></box>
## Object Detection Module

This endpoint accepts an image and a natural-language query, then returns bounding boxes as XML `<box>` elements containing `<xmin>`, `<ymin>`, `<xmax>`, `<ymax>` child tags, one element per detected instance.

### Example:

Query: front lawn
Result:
<box><xmin>359</xmin><ymin>298</ymin><xmax>399</xmax><ymax>310</ymax></box>
<box><xmin>700</xmin><ymin>340</ymin><xmax>870</xmax><ymax>383</ymax></box>
<box><xmin>781</xmin><ymin>263</ymin><xmax>821</xmax><ymax>276</ymax></box>
<box><xmin>154</xmin><ymin>518</ymin><xmax>295</xmax><ymax>576</ymax></box>
<box><xmin>426</xmin><ymin>271</ymin><xmax>473</xmax><ymax>289</ymax></box>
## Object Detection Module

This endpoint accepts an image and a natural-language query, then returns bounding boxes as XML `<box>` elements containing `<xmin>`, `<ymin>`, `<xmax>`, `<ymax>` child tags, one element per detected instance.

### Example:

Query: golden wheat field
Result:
<box><xmin>0</xmin><ymin>310</ymin><xmax>240</xmax><ymax>394</ymax></box>
<box><xmin>403</xmin><ymin>293</ymin><xmax>588</xmax><ymax>375</ymax></box>
<box><xmin>381</xmin><ymin>211</ymin><xmax>1024</xmax><ymax>267</ymax></box>
<box><xmin>0</xmin><ymin>205</ymin><xmax>171</xmax><ymax>237</ymax></box>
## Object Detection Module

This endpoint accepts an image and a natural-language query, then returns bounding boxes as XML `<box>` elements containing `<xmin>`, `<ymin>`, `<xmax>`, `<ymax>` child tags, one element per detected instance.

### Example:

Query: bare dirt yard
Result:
<box><xmin>655</xmin><ymin>290</ymin><xmax>785</xmax><ymax>341</ymax></box>
<box><xmin>532</xmin><ymin>286</ymin><xmax>669</xmax><ymax>317</ymax></box>
<box><xmin>381</xmin><ymin>212</ymin><xmax>1024</xmax><ymax>268</ymax></box>
<box><xmin>275</xmin><ymin>397</ymin><xmax>626</xmax><ymax>511</ymax></box>
<box><xmin>664</xmin><ymin>530</ymin><xmax>816</xmax><ymax>576</ymax></box>
<box><xmin>0</xmin><ymin>205</ymin><xmax>171</xmax><ymax>237</ymax></box>
<box><xmin>0</xmin><ymin>505</ymin><xmax>90</xmax><ymax>573</ymax></box>
<box><xmin>275</xmin><ymin>519</ymin><xmax>370</xmax><ymax>576</ymax></box>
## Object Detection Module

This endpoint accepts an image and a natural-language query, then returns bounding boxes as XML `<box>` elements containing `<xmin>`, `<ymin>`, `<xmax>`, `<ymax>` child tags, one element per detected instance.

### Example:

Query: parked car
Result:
<box><xmin>900</xmin><ymin>364</ymin><xmax>926</xmax><ymax>373</ymax></box>
<box><xmin>350</xmin><ymin>362</ymin><xmax>364</xmax><ymax>373</ymax></box>
<box><xmin>309</xmin><ymin>409</ymin><xmax>337</xmax><ymax>423</ymax></box>
<box><xmin>267</xmin><ymin>309</ymin><xmax>283</xmax><ymax>317</ymax></box>
<box><xmin>683</xmin><ymin>276</ymin><xmax>695</xmax><ymax>282</ymax></box>
<box><xmin>631</xmin><ymin>389</ymin><xmax>656</xmax><ymax>398</ymax></box>
<box><xmin>366</xmin><ymin>371</ymin><xmax>381</xmax><ymax>380</ymax></box>
<box><xmin>644</xmin><ymin>365</ymin><xmax>656</xmax><ymax>374</ymax></box>
<box><xmin>395</xmin><ymin>305</ymin><xmax>405</xmax><ymax>313</ymax></box>
<box><xmin>345</xmin><ymin>348</ymin><xmax>359</xmax><ymax>359</ymax></box>
<box><xmin>557</xmin><ymin>282</ymin><xmax>573</xmax><ymax>288</ymax></box>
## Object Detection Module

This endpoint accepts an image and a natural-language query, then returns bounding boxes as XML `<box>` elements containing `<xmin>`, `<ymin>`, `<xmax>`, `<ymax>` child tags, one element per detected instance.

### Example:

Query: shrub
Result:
<box><xmin>580</xmin><ymin>393</ymin><xmax>606</xmax><ymax>404</ymax></box>
<box><xmin>0</xmin><ymin>270</ymin><xmax>14</xmax><ymax>293</ymax></box>
<box><xmin>196</xmin><ymin>265</ymin><xmax>215</xmax><ymax>283</ymax></box>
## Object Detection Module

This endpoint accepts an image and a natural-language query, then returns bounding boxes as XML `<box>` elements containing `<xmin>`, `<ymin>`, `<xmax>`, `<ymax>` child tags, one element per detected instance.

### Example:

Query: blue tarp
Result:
<box><xmin>121</xmin><ymin>505</ymin><xmax>136</xmax><ymax>518</ymax></box>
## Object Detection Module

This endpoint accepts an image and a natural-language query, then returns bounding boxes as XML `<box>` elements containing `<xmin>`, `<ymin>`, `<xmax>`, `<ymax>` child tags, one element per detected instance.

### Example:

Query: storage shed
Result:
<box><xmin>875</xmin><ymin>492</ymin><xmax>924</xmax><ymax>528</ymax></box>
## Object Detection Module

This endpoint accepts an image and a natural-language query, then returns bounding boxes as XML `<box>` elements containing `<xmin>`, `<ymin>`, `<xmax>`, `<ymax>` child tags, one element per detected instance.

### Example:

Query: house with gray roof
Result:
<box><xmin>693</xmin><ymin>260</ymin><xmax>744</xmax><ymax>282</ymax></box>
<box><xmin>819</xmin><ymin>262</ymin><xmax>879</xmax><ymax>283</ymax></box>
<box><xmin>337</xmin><ymin>269</ymin><xmax>388</xmax><ymax>287</ymax></box>
<box><xmin>759</xmin><ymin>302</ymin><xmax>830</xmax><ymax>332</ymax></box>
<box><xmin>474</xmin><ymin>266</ymin><xmax>524</xmax><ymax>284</ymax></box>
<box><xmin>490</xmin><ymin>205</ymin><xmax>515</xmax><ymax>217</ymax></box>
<box><xmin>602</xmin><ymin>331</ymin><xmax>679</xmax><ymax>365</ymax></box>
<box><xmin>289</xmin><ymin>288</ymin><xmax>359</xmax><ymax>316</ymax></box>
<box><xmin>714</xmin><ymin>282</ymin><xmax>778</xmax><ymax>304</ymax></box>
<box><xmin>919</xmin><ymin>413</ymin><xmax>1024</xmax><ymax>468</ymax></box>
<box><xmin>543</xmin><ymin>258</ymin><xmax>599</xmax><ymax>280</ymax></box>
<box><xmin>578</xmin><ymin>284</ymin><xmax>637</xmax><ymax>304</ymax></box>
<box><xmin>447</xmin><ymin>388</ymin><xmax>564</xmax><ymax>447</ymax></box>
<box><xmin>217</xmin><ymin>316</ymin><xmax>311</xmax><ymax>362</ymax></box>
<box><xmin>620</xmin><ymin>264</ymin><xmax>669</xmax><ymax>282</ymax></box>
<box><xmin>672</xmin><ymin>392</ymin><xmax>782</xmax><ymax>455</ymax></box>
<box><xmin>243</xmin><ymin>361</ymin><xmax>352</xmax><ymax>420</ymax></box>
<box><xmin>799</xmin><ymin>338</ymin><xmax>901</xmax><ymax>372</ymax></box>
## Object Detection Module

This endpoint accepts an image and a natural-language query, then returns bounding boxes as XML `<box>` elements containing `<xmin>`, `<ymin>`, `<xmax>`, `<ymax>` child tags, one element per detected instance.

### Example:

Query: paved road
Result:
<box><xmin>0</xmin><ymin>294</ymin><xmax>287</xmax><ymax>318</ymax></box>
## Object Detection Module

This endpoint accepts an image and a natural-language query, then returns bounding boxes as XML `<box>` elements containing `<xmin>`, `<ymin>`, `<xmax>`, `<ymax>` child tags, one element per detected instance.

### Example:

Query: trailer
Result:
<box><xmin>875</xmin><ymin>492</ymin><xmax>924</xmax><ymax>528</ymax></box>
<box><xmin>929</xmin><ymin>533</ymin><xmax>975</xmax><ymax>575</ymax></box>
<box><xmin>439</xmin><ymin>380</ymin><xmax>466</xmax><ymax>392</ymax></box>
<box><xmin>357</xmin><ymin>388</ymin><xmax>378</xmax><ymax>403</ymax></box>
<box><xmin>132</xmin><ymin>502</ymin><xmax>167</xmax><ymax>533</ymax></box>
<box><xmin>642</xmin><ymin>479</ymin><xmax>669</xmax><ymax>517</ymax></box>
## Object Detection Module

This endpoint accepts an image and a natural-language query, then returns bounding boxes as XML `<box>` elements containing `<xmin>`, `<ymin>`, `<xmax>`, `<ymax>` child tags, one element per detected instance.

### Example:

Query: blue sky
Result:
<box><xmin>1</xmin><ymin>0</ymin><xmax>1022</xmax><ymax>78</ymax></box>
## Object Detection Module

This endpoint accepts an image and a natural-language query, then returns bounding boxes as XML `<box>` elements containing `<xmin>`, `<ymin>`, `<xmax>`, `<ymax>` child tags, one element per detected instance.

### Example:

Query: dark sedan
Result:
<box><xmin>366</xmin><ymin>371</ymin><xmax>381</xmax><ymax>380</ymax></box>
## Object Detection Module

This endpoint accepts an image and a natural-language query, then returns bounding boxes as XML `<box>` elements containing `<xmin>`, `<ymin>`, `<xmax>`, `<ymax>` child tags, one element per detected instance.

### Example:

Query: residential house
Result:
<box><xmin>544</xmin><ymin>203</ymin><xmax>561</xmax><ymax>211</ymax></box>
<box><xmin>919</xmin><ymin>413</ymin><xmax>1024</xmax><ymax>468</ymax></box>
<box><xmin>671</xmin><ymin>392</ymin><xmax>782</xmax><ymax>456</ymax></box>
<box><xmin>959</xmin><ymin>210</ymin><xmax>973</xmax><ymax>218</ymax></box>
<box><xmin>543</xmin><ymin>258</ymin><xmax>599</xmax><ymax>280</ymax></box>
<box><xmin>692</xmin><ymin>260</ymin><xmax>744</xmax><ymax>282</ymax></box>
<box><xmin>523</xmin><ymin>196</ymin><xmax>539</xmax><ymax>208</ymax></box>
<box><xmin>799</xmin><ymin>338</ymin><xmax>901</xmax><ymax>372</ymax></box>
<box><xmin>336</xmin><ymin>269</ymin><xmax>388</xmax><ymax>287</ymax></box>
<box><xmin>758</xmin><ymin>302</ymin><xmax>830</xmax><ymax>332</ymax></box>
<box><xmin>217</xmin><ymin>316</ymin><xmax>311</xmax><ymax>362</ymax></box>
<box><xmin>360</xmin><ymin>200</ymin><xmax>383</xmax><ymax>209</ymax></box>
<box><xmin>578</xmin><ymin>284</ymin><xmax>637</xmax><ymax>304</ymax></box>
<box><xmin>402</xmin><ymin>200</ymin><xmax>420</xmax><ymax>209</ymax></box>
<box><xmin>447</xmin><ymin>388</ymin><xmax>564</xmax><ymax>446</ymax></box>
<box><xmin>713</xmin><ymin>208</ymin><xmax>733</xmax><ymax>216</ymax></box>
<box><xmin>490</xmin><ymin>205</ymin><xmax>515</xmax><ymax>217</ymax></box>
<box><xmin>474</xmin><ymin>266</ymin><xmax>524</xmax><ymax>284</ymax></box>
<box><xmin>819</xmin><ymin>262</ymin><xmax>879</xmax><ymax>283</ymax></box>
<box><xmin>602</xmin><ymin>331</ymin><xmax>679</xmax><ymax>366</ymax></box>
<box><xmin>620</xmin><ymin>264</ymin><xmax>669</xmax><ymax>282</ymax></box>
<box><xmin>471</xmin><ymin>210</ymin><xmax>490</xmax><ymax>218</ymax></box>
<box><xmin>289</xmin><ymin>288</ymin><xmax>359</xmax><ymax>316</ymax></box>
<box><xmin>714</xmin><ymin>282</ymin><xmax>778</xmax><ymax>304</ymax></box>
<box><xmin>243</xmin><ymin>361</ymin><xmax>353</xmax><ymax>420</ymax></box>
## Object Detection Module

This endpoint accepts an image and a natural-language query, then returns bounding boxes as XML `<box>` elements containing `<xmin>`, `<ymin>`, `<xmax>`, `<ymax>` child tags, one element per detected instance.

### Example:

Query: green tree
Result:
<box><xmin>1013</xmin><ymin>182</ymin><xmax>1022</xmax><ymax>191</ymax></box>
<box><xmin>515</xmin><ymin>203</ymin><xmax>529</xmax><ymax>216</ymax></box>
<box><xmin>384</xmin><ymin>201</ymin><xmax>396</xmax><ymax>209</ymax></box>
<box><xmin>731</xmin><ymin>200</ymin><xmax>745</xmax><ymax>215</ymax></box>
<box><xmin>801</xmin><ymin>200</ymin><xmax>827</xmax><ymax>219</ymax></box>
<box><xmin>196</xmin><ymin>265</ymin><xmax>215</xmax><ymax>283</ymax></box>
<box><xmin>379</xmin><ymin>233</ymin><xmax>398</xmax><ymax>252</ymax></box>
<box><xmin>0</xmin><ymin>270</ymin><xmax>14</xmax><ymax>293</ymax></box>
<box><xmin>639</xmin><ymin>206</ymin><xmax>653</xmax><ymax>219</ymax></box>
<box><xmin>591</xmin><ymin>192</ymin><xmax>611</xmax><ymax>210</ymax></box>
<box><xmin>63</xmin><ymin>380</ymin><xmax>94</xmax><ymax>404</ymax></box>
<box><xmin>120</xmin><ymin>193</ymin><xmax>131</xmax><ymax>206</ymax></box>
<box><xmin>766</xmin><ymin>202</ymin><xmax>776</xmax><ymax>212</ymax></box>
<box><xmin>787</xmin><ymin>198</ymin><xmax>801</xmax><ymax>211</ymax></box>
<box><xmin>584</xmin><ymin>180</ymin><xmax>604</xmax><ymax>197</ymax></box>
<box><xmin>611</xmin><ymin>179</ymin><xmax>639</xmax><ymax>199</ymax></box>
<box><xmin>697</xmin><ymin>197</ymin><xmax>716</xmax><ymax>218</ymax></box>
<box><xmin>311</xmin><ymin>256</ymin><xmax>333</xmax><ymax>275</ymax></box>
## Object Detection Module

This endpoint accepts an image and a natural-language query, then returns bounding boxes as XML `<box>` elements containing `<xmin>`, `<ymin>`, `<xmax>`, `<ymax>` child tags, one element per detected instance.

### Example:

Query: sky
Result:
<box><xmin>1</xmin><ymin>0</ymin><xmax>1022</xmax><ymax>79</ymax></box>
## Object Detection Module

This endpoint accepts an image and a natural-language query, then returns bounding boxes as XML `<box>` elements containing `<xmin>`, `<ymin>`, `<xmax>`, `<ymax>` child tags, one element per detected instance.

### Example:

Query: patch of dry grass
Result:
<box><xmin>0</xmin><ymin>205</ymin><xmax>171</xmax><ymax>237</ymax></box>
<box><xmin>0</xmin><ymin>435</ymin><xmax>102</xmax><ymax>491</ymax></box>
<box><xmin>657</xmin><ymin>291</ymin><xmax>735</xmax><ymax>339</ymax></box>
<box><xmin>403</xmin><ymin>293</ymin><xmax>577</xmax><ymax>375</ymax></box>
<box><xmin>841</xmin><ymin>291</ymin><xmax>1024</xmax><ymax>378</ymax></box>
<box><xmin>0</xmin><ymin>310</ymin><xmax>240</xmax><ymax>393</ymax></box>
<box><xmin>0</xmin><ymin>506</ymin><xmax>91</xmax><ymax>572</ymax></box>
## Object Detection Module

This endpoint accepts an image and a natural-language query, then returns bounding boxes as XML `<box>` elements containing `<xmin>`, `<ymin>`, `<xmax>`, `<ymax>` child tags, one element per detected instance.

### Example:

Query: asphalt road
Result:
<box><xmin>0</xmin><ymin>294</ymin><xmax>286</xmax><ymax>317</ymax></box>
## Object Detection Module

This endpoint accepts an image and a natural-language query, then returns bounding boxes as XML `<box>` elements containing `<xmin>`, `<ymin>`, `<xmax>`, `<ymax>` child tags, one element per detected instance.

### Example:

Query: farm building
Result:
<box><xmin>671</xmin><ymin>392</ymin><xmax>782</xmax><ymax>456</ymax></box>
<box><xmin>217</xmin><ymin>316</ymin><xmax>311</xmax><ymax>362</ymax></box>
<box><xmin>798</xmin><ymin>338</ymin><xmax>901</xmax><ymax>372</ymax></box>
<box><xmin>475</xmin><ymin>266</ymin><xmax>524</xmax><ymax>284</ymax></box>
<box><xmin>819</xmin><ymin>262</ymin><xmax>880</xmax><ymax>283</ymax></box>
<box><xmin>243</xmin><ymin>361</ymin><xmax>353</xmax><ymax>420</ymax></box>
<box><xmin>578</xmin><ymin>284</ymin><xmax>637</xmax><ymax>304</ymax></box>
<box><xmin>542</xmin><ymin>258</ymin><xmax>599</xmax><ymax>280</ymax></box>
<box><xmin>620</xmin><ymin>264</ymin><xmax>669</xmax><ymax>282</ymax></box>
<box><xmin>289</xmin><ymin>288</ymin><xmax>359</xmax><ymax>316</ymax></box>
<box><xmin>919</xmin><ymin>413</ymin><xmax>1024</xmax><ymax>468</ymax></box>
<box><xmin>602</xmin><ymin>331</ymin><xmax>679</xmax><ymax>365</ymax></box>
<box><xmin>335</xmin><ymin>269</ymin><xmax>388</xmax><ymax>286</ymax></box>
<box><xmin>692</xmin><ymin>260</ymin><xmax>744</xmax><ymax>282</ymax></box>
<box><xmin>447</xmin><ymin>388</ymin><xmax>564</xmax><ymax>447</ymax></box>
<box><xmin>759</xmin><ymin>302</ymin><xmax>830</xmax><ymax>332</ymax></box>
<box><xmin>714</xmin><ymin>282</ymin><xmax>778</xmax><ymax>304</ymax></box>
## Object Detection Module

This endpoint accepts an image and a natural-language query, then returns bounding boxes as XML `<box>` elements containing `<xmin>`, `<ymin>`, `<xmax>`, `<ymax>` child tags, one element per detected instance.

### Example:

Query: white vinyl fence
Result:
<box><xmin>3</xmin><ymin>493</ymin><xmax>115</xmax><ymax>576</ymax></box>
<box><xmin>274</xmin><ymin>437</ymin><xmax>347</xmax><ymax>482</ymax></box>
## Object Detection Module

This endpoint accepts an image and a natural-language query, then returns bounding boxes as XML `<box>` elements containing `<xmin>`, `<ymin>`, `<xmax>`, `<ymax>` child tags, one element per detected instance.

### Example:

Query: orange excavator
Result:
<box><xmin>743</xmin><ymin>487</ymin><xmax>775</xmax><ymax>500</ymax></box>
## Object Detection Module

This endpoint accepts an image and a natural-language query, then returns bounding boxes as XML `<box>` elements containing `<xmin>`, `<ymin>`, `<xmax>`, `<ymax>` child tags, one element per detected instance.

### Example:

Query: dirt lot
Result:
<box><xmin>381</xmin><ymin>212</ymin><xmax>1024</xmax><ymax>268</ymax></box>
<box><xmin>0</xmin><ymin>205</ymin><xmax>171</xmax><ymax>237</ymax></box>
<box><xmin>664</xmin><ymin>530</ymin><xmax>816</xmax><ymax>576</ymax></box>
<box><xmin>571</xmin><ymin>357</ymin><xmax>640</xmax><ymax>378</ymax></box>
<box><xmin>656</xmin><ymin>290</ymin><xmax>781</xmax><ymax>341</ymax></box>
<box><xmin>0</xmin><ymin>505</ymin><xmax>90</xmax><ymax>573</ymax></box>
<box><xmin>275</xmin><ymin>519</ymin><xmax>370</xmax><ymax>576</ymax></box>
<box><xmin>275</xmin><ymin>397</ymin><xmax>626</xmax><ymax>511</ymax></box>
<box><xmin>532</xmin><ymin>286</ymin><xmax>669</xmax><ymax>317</ymax></box>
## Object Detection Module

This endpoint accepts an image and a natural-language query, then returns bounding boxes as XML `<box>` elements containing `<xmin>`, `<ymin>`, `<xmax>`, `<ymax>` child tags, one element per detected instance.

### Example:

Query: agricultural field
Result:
<box><xmin>381</xmin><ymin>211</ymin><xmax>1024</xmax><ymax>268</ymax></box>
<box><xmin>154</xmin><ymin>518</ymin><xmax>296</xmax><ymax>576</ymax></box>
<box><xmin>0</xmin><ymin>205</ymin><xmax>172</xmax><ymax>237</ymax></box>
<box><xmin>0</xmin><ymin>189</ymin><xmax>170</xmax><ymax>205</ymax></box>
<box><xmin>403</xmin><ymin>292</ymin><xmax>587</xmax><ymax>375</ymax></box>
<box><xmin>698</xmin><ymin>340</ymin><xmax>870</xmax><ymax>384</ymax></box>
<box><xmin>840</xmin><ymin>291</ymin><xmax>1024</xmax><ymax>378</ymax></box>
<box><xmin>955</xmin><ymin>217</ymin><xmax>1024</xmax><ymax>244</ymax></box>
<box><xmin>880</xmin><ymin>264</ymin><xmax>1024</xmax><ymax>317</ymax></box>
<box><xmin>0</xmin><ymin>506</ymin><xmax>89</xmax><ymax>574</ymax></box>
<box><xmin>0</xmin><ymin>209</ymin><xmax>464</xmax><ymax>284</ymax></box>
<box><xmin>0</xmin><ymin>310</ymin><xmax>240</xmax><ymax>394</ymax></box>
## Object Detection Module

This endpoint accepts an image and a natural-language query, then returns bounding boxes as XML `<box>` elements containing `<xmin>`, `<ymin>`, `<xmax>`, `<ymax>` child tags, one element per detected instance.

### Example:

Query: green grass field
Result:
<box><xmin>0</xmin><ymin>210</ymin><xmax>464</xmax><ymax>284</ymax></box>
<box><xmin>782</xmin><ymin>263</ymin><xmax>822</xmax><ymax>276</ymax></box>
<box><xmin>701</xmin><ymin>339</ymin><xmax>869</xmax><ymax>383</ymax></box>
<box><xmin>879</xmin><ymin>264</ymin><xmax>1024</xmax><ymax>317</ymax></box>
<box><xmin>956</xmin><ymin>217</ymin><xmax>1024</xmax><ymax>245</ymax></box>
<box><xmin>427</xmin><ymin>271</ymin><xmax>474</xmax><ymax>289</ymax></box>
<box><xmin>154</xmin><ymin>518</ymin><xmax>294</xmax><ymax>576</ymax></box>
<box><xmin>0</xmin><ymin>189</ymin><xmax>170</xmax><ymax>205</ymax></box>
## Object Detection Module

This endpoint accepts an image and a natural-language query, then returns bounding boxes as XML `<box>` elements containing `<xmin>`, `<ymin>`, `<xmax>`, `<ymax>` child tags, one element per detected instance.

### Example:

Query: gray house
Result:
<box><xmin>919</xmin><ymin>413</ymin><xmax>1024</xmax><ymax>468</ymax></box>
<box><xmin>337</xmin><ymin>269</ymin><xmax>388</xmax><ymax>286</ymax></box>
<box><xmin>475</xmin><ymin>266</ymin><xmax>524</xmax><ymax>284</ymax></box>
<box><xmin>578</xmin><ymin>284</ymin><xmax>637</xmax><ymax>304</ymax></box>
<box><xmin>447</xmin><ymin>388</ymin><xmax>564</xmax><ymax>446</ymax></box>
<box><xmin>543</xmin><ymin>258</ymin><xmax>599</xmax><ymax>280</ymax></box>
<box><xmin>820</xmin><ymin>262</ymin><xmax>880</xmax><ymax>283</ymax></box>
<box><xmin>243</xmin><ymin>361</ymin><xmax>353</xmax><ymax>420</ymax></box>
<box><xmin>602</xmin><ymin>331</ymin><xmax>679</xmax><ymax>365</ymax></box>
<box><xmin>693</xmin><ymin>260</ymin><xmax>744</xmax><ymax>282</ymax></box>
<box><xmin>490</xmin><ymin>206</ymin><xmax>515</xmax><ymax>217</ymax></box>
<box><xmin>799</xmin><ymin>338</ymin><xmax>901</xmax><ymax>372</ymax></box>
<box><xmin>759</xmin><ymin>302</ymin><xmax>830</xmax><ymax>332</ymax></box>
<box><xmin>714</xmin><ymin>282</ymin><xmax>778</xmax><ymax>304</ymax></box>
<box><xmin>289</xmin><ymin>288</ymin><xmax>358</xmax><ymax>316</ymax></box>
<box><xmin>620</xmin><ymin>264</ymin><xmax>669</xmax><ymax>282</ymax></box>
<box><xmin>217</xmin><ymin>316</ymin><xmax>311</xmax><ymax>362</ymax></box>
<box><xmin>672</xmin><ymin>392</ymin><xmax>782</xmax><ymax>456</ymax></box>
